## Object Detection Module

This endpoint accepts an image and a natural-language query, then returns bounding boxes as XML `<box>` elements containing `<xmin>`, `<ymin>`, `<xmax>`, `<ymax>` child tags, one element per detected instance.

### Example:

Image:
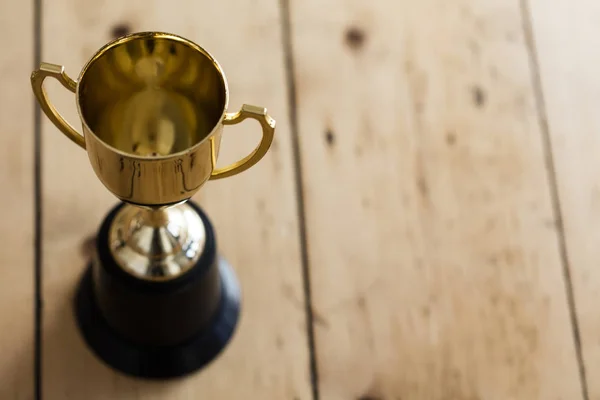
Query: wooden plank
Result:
<box><xmin>527</xmin><ymin>0</ymin><xmax>600</xmax><ymax>398</ymax></box>
<box><xmin>289</xmin><ymin>0</ymin><xmax>583</xmax><ymax>398</ymax></box>
<box><xmin>41</xmin><ymin>2</ymin><xmax>310</xmax><ymax>398</ymax></box>
<box><xmin>0</xmin><ymin>2</ymin><xmax>35</xmax><ymax>399</ymax></box>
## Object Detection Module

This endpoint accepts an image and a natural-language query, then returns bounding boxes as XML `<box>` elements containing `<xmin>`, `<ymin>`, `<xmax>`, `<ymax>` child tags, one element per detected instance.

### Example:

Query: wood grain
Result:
<box><xmin>0</xmin><ymin>2</ymin><xmax>34</xmax><ymax>399</ymax></box>
<box><xmin>41</xmin><ymin>1</ymin><xmax>310</xmax><ymax>398</ymax></box>
<box><xmin>288</xmin><ymin>0</ymin><xmax>583</xmax><ymax>398</ymax></box>
<box><xmin>527</xmin><ymin>0</ymin><xmax>600</xmax><ymax>398</ymax></box>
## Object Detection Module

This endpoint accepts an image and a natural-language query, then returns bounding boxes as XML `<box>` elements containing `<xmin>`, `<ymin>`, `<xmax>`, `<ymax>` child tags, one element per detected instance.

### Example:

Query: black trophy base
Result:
<box><xmin>74</xmin><ymin>202</ymin><xmax>241</xmax><ymax>379</ymax></box>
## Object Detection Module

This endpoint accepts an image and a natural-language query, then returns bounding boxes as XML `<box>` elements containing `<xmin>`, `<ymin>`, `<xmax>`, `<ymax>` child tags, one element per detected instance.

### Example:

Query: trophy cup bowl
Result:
<box><xmin>31</xmin><ymin>32</ymin><xmax>275</xmax><ymax>378</ymax></box>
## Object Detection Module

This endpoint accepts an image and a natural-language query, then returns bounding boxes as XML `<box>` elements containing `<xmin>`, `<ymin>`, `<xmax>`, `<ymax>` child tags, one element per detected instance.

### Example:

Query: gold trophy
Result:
<box><xmin>31</xmin><ymin>32</ymin><xmax>275</xmax><ymax>378</ymax></box>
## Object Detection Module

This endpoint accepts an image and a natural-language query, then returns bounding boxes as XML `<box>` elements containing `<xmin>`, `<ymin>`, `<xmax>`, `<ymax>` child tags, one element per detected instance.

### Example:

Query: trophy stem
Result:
<box><xmin>143</xmin><ymin>208</ymin><xmax>170</xmax><ymax>226</ymax></box>
<box><xmin>109</xmin><ymin>202</ymin><xmax>207</xmax><ymax>281</ymax></box>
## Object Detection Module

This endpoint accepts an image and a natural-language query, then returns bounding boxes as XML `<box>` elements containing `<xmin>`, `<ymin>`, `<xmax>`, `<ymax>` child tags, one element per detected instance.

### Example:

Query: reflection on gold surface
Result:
<box><xmin>80</xmin><ymin>36</ymin><xmax>225</xmax><ymax>157</ymax></box>
<box><xmin>96</xmin><ymin>87</ymin><xmax>213</xmax><ymax>157</ymax></box>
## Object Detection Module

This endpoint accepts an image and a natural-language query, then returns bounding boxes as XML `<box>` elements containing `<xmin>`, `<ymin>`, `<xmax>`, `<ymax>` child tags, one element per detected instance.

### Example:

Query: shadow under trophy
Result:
<box><xmin>31</xmin><ymin>31</ymin><xmax>275</xmax><ymax>379</ymax></box>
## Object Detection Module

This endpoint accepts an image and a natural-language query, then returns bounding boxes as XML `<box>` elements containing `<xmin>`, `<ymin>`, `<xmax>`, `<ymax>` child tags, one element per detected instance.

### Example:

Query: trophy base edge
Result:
<box><xmin>74</xmin><ymin>256</ymin><xmax>241</xmax><ymax>379</ymax></box>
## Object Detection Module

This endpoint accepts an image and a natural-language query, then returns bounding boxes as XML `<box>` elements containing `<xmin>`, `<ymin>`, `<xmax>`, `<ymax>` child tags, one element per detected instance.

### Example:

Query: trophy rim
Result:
<box><xmin>75</xmin><ymin>31</ymin><xmax>231</xmax><ymax>161</ymax></box>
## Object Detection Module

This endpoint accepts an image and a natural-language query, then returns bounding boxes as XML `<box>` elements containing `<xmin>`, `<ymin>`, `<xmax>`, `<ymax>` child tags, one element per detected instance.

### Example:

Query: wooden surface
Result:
<box><xmin>0</xmin><ymin>1</ymin><xmax>34</xmax><ymax>399</ymax></box>
<box><xmin>2</xmin><ymin>0</ymin><xmax>598</xmax><ymax>398</ymax></box>
<box><xmin>290</xmin><ymin>0</ymin><xmax>581</xmax><ymax>398</ymax></box>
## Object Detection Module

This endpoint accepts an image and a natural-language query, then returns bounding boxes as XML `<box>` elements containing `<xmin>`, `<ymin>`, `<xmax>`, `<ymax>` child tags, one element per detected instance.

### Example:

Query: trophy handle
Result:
<box><xmin>31</xmin><ymin>63</ymin><xmax>86</xmax><ymax>149</ymax></box>
<box><xmin>209</xmin><ymin>104</ymin><xmax>275</xmax><ymax>180</ymax></box>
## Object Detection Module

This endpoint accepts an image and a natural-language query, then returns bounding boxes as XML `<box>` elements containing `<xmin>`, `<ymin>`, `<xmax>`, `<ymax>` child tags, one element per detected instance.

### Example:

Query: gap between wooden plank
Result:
<box><xmin>519</xmin><ymin>0</ymin><xmax>589</xmax><ymax>399</ymax></box>
<box><xmin>33</xmin><ymin>0</ymin><xmax>43</xmax><ymax>397</ymax></box>
<box><xmin>279</xmin><ymin>0</ymin><xmax>320</xmax><ymax>399</ymax></box>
